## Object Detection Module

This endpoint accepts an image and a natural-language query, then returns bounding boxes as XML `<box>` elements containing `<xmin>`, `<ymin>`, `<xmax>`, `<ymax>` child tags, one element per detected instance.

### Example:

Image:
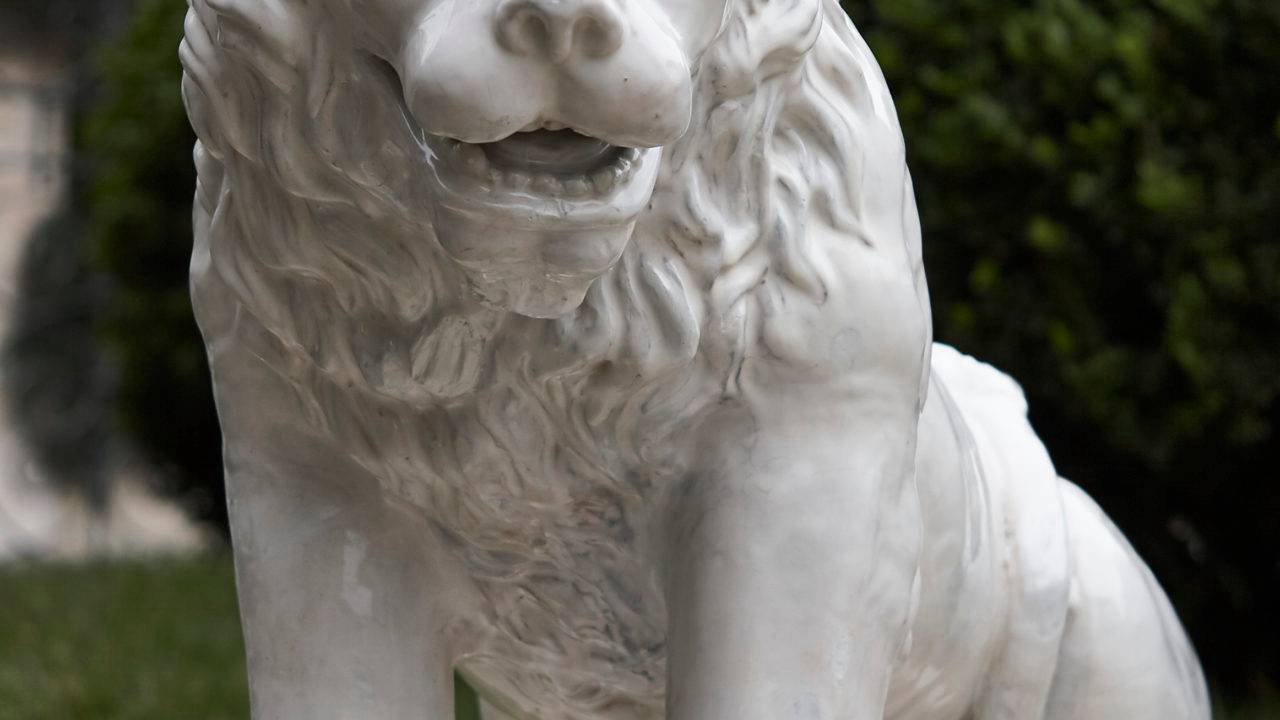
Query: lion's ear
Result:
<box><xmin>182</xmin><ymin>3</ymin><xmax>263</xmax><ymax>163</ymax></box>
<box><xmin>184</xmin><ymin>0</ymin><xmax>343</xmax><ymax>169</ymax></box>
<box><xmin>204</xmin><ymin>0</ymin><xmax>306</xmax><ymax>87</ymax></box>
<box><xmin>702</xmin><ymin>0</ymin><xmax>824</xmax><ymax>98</ymax></box>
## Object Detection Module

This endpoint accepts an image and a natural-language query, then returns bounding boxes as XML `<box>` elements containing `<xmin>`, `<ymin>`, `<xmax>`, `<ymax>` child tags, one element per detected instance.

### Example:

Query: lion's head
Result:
<box><xmin>182</xmin><ymin>0</ymin><xmax>923</xmax><ymax>405</ymax></box>
<box><xmin>184</xmin><ymin>7</ymin><xmax>927</xmax><ymax>708</ymax></box>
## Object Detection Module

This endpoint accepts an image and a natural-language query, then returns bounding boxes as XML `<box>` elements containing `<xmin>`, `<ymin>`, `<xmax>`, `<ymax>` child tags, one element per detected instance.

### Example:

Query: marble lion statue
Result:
<box><xmin>181</xmin><ymin>0</ymin><xmax>1210</xmax><ymax>718</ymax></box>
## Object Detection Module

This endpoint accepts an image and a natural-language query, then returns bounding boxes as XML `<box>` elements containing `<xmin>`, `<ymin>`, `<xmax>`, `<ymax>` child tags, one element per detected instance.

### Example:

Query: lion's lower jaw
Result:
<box><xmin>465</xmin><ymin>267</ymin><xmax>601</xmax><ymax>319</ymax></box>
<box><xmin>423</xmin><ymin>141</ymin><xmax>662</xmax><ymax>318</ymax></box>
<box><xmin>436</xmin><ymin>217</ymin><xmax>641</xmax><ymax>319</ymax></box>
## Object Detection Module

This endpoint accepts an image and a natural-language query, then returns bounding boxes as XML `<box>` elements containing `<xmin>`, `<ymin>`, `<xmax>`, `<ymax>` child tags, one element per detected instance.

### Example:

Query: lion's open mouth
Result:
<box><xmin>364</xmin><ymin>52</ymin><xmax>662</xmax><ymax>221</ymax></box>
<box><xmin>442</xmin><ymin>129</ymin><xmax>643</xmax><ymax>198</ymax></box>
<box><xmin>425</xmin><ymin>126</ymin><xmax>662</xmax><ymax>230</ymax></box>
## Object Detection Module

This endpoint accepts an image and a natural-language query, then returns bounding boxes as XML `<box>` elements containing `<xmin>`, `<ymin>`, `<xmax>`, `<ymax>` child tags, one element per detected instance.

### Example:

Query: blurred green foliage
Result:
<box><xmin>0</xmin><ymin>0</ymin><xmax>75</xmax><ymax>37</ymax></box>
<box><xmin>843</xmin><ymin>0</ymin><xmax>1279</xmax><ymax>696</ymax></box>
<box><xmin>52</xmin><ymin>0</ymin><xmax>1278</xmax><ymax>703</ymax></box>
<box><xmin>84</xmin><ymin>0</ymin><xmax>225</xmax><ymax>529</ymax></box>
<box><xmin>2</xmin><ymin>210</ymin><xmax>112</xmax><ymax>504</ymax></box>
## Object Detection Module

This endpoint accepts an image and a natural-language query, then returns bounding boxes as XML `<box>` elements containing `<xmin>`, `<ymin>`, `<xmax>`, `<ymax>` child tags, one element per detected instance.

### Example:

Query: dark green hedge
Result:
<box><xmin>84</xmin><ymin>0</ymin><xmax>223</xmax><ymax>528</ymax></box>
<box><xmin>60</xmin><ymin>0</ymin><xmax>1278</xmax><ymax>699</ymax></box>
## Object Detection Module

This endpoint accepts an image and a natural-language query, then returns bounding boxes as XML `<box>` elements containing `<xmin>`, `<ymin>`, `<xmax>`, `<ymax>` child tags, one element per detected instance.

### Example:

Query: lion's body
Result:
<box><xmin>183</xmin><ymin>0</ymin><xmax>1209</xmax><ymax>717</ymax></box>
<box><xmin>203</xmin><ymin>287</ymin><xmax>1209</xmax><ymax>720</ymax></box>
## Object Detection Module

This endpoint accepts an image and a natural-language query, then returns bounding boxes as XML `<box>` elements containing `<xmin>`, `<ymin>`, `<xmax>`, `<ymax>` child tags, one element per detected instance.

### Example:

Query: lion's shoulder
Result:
<box><xmin>929</xmin><ymin>343</ymin><xmax>1029</xmax><ymax>418</ymax></box>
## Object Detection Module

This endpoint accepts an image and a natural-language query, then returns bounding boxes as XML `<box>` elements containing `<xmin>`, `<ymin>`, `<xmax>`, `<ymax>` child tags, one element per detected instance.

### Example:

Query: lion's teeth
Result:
<box><xmin>458</xmin><ymin>144</ymin><xmax>488</xmax><ymax>177</ymax></box>
<box><xmin>592</xmin><ymin>168</ymin><xmax>617</xmax><ymax>193</ymax></box>
<box><xmin>533</xmin><ymin>174</ymin><xmax>561</xmax><ymax>194</ymax></box>
<box><xmin>507</xmin><ymin>172</ymin><xmax>531</xmax><ymax>190</ymax></box>
<box><xmin>439</xmin><ymin>140</ymin><xmax>648</xmax><ymax>196</ymax></box>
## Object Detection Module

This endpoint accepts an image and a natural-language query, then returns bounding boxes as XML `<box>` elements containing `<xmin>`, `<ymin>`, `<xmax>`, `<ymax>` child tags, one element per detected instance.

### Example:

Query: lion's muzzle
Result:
<box><xmin>397</xmin><ymin>0</ymin><xmax>695</xmax><ymax>149</ymax></box>
<box><xmin>343</xmin><ymin>0</ymin><xmax>731</xmax><ymax>318</ymax></box>
<box><xmin>376</xmin><ymin>0</ymin><xmax>721</xmax><ymax>319</ymax></box>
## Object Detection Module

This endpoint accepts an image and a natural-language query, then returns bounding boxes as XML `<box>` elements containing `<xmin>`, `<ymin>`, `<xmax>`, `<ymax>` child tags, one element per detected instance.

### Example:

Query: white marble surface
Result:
<box><xmin>182</xmin><ymin>0</ymin><xmax>1210</xmax><ymax>718</ymax></box>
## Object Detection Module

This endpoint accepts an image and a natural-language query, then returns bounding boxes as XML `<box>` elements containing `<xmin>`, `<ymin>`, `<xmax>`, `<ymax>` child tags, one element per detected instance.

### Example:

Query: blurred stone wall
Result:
<box><xmin>0</xmin><ymin>43</ymin><xmax>205</xmax><ymax>558</ymax></box>
<box><xmin>0</xmin><ymin>48</ymin><xmax>76</xmax><ymax>555</ymax></box>
<box><xmin>0</xmin><ymin>52</ymin><xmax>68</xmax><ymax>317</ymax></box>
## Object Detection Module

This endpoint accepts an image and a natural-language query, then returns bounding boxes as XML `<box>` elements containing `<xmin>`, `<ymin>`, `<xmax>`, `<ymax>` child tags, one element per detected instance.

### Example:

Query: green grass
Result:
<box><xmin>0</xmin><ymin>554</ymin><xmax>248</xmax><ymax>720</ymax></box>
<box><xmin>0</xmin><ymin>554</ymin><xmax>487</xmax><ymax>720</ymax></box>
<box><xmin>0</xmin><ymin>555</ymin><xmax>1272</xmax><ymax>719</ymax></box>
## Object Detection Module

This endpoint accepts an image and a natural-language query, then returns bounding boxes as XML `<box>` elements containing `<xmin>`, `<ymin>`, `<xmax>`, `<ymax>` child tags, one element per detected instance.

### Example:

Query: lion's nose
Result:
<box><xmin>494</xmin><ymin>0</ymin><xmax>625</xmax><ymax>63</ymax></box>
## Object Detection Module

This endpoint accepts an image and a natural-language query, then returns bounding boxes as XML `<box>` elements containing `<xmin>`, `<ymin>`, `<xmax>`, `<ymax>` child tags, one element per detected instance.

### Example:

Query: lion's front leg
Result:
<box><xmin>212</xmin><ymin>353</ymin><xmax>465</xmax><ymax>719</ymax></box>
<box><xmin>225</xmin><ymin>454</ymin><xmax>459</xmax><ymax>719</ymax></box>
<box><xmin>665</xmin><ymin>404</ymin><xmax>923</xmax><ymax>720</ymax></box>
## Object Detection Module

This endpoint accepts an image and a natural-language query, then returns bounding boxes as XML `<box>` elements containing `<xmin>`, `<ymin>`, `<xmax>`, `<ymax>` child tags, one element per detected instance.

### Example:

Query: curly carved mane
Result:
<box><xmin>182</xmin><ymin>0</ymin><xmax>920</xmax><ymax>399</ymax></box>
<box><xmin>182</xmin><ymin>0</ymin><xmax>924</xmax><ymax>714</ymax></box>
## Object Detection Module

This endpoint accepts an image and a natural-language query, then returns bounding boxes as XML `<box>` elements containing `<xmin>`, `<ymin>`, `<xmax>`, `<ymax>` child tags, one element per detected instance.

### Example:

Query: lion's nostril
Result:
<box><xmin>573</xmin><ymin>14</ymin><xmax>624</xmax><ymax>59</ymax></box>
<box><xmin>497</xmin><ymin>6</ymin><xmax>552</xmax><ymax>57</ymax></box>
<box><xmin>495</xmin><ymin>0</ymin><xmax>625</xmax><ymax>63</ymax></box>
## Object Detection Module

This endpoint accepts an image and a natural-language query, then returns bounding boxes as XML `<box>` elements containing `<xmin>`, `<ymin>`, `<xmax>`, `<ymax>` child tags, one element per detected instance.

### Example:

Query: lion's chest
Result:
<box><xmin>400</xmin><ymin>388</ymin><xmax>693</xmax><ymax>719</ymax></box>
<box><xmin>440</xmin><ymin>462</ymin><xmax>673</xmax><ymax>720</ymax></box>
<box><xmin>452</xmin><ymin>527</ymin><xmax>669</xmax><ymax>719</ymax></box>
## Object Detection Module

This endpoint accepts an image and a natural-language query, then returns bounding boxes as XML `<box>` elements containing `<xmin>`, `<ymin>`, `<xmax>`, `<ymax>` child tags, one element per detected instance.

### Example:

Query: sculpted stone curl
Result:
<box><xmin>182</xmin><ymin>0</ymin><xmax>1210</xmax><ymax>718</ymax></box>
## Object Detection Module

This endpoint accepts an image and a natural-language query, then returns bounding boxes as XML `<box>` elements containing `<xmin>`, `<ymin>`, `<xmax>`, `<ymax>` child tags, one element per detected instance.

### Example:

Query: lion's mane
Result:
<box><xmin>182</xmin><ymin>0</ymin><xmax>922</xmax><ymax>714</ymax></box>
